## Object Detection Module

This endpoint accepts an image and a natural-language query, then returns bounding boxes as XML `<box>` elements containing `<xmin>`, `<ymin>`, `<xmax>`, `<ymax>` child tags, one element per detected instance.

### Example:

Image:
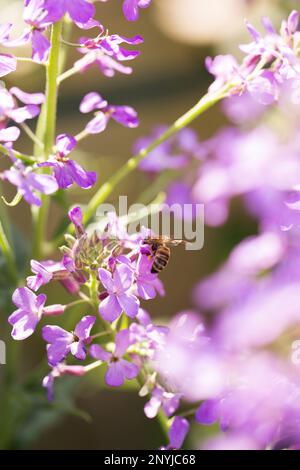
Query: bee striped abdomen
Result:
<box><xmin>151</xmin><ymin>246</ymin><xmax>171</xmax><ymax>274</ymax></box>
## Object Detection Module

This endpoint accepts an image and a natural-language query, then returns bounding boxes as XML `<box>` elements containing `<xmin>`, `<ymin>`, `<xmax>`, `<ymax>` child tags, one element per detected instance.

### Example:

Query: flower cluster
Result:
<box><xmin>206</xmin><ymin>10</ymin><xmax>300</xmax><ymax>105</ymax></box>
<box><xmin>0</xmin><ymin>0</ymin><xmax>143</xmax><ymax>206</ymax></box>
<box><xmin>9</xmin><ymin>205</ymin><xmax>192</xmax><ymax>448</ymax></box>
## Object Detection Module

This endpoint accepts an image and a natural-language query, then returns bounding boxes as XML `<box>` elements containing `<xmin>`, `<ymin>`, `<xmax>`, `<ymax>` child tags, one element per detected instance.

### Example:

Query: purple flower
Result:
<box><xmin>79</xmin><ymin>92</ymin><xmax>139</xmax><ymax>134</ymax></box>
<box><xmin>44</xmin><ymin>0</ymin><xmax>95</xmax><ymax>25</ymax></box>
<box><xmin>122</xmin><ymin>0</ymin><xmax>152</xmax><ymax>22</ymax></box>
<box><xmin>8</xmin><ymin>287</ymin><xmax>65</xmax><ymax>341</ymax></box>
<box><xmin>144</xmin><ymin>385</ymin><xmax>181</xmax><ymax>419</ymax></box>
<box><xmin>162</xmin><ymin>416</ymin><xmax>190</xmax><ymax>450</ymax></box>
<box><xmin>8</xmin><ymin>287</ymin><xmax>47</xmax><ymax>340</ymax></box>
<box><xmin>129</xmin><ymin>308</ymin><xmax>168</xmax><ymax>356</ymax></box>
<box><xmin>90</xmin><ymin>329</ymin><xmax>139</xmax><ymax>387</ymax></box>
<box><xmin>134</xmin><ymin>254</ymin><xmax>161</xmax><ymax>300</ymax></box>
<box><xmin>76</xmin><ymin>34</ymin><xmax>143</xmax><ymax>78</ymax></box>
<box><xmin>3</xmin><ymin>161</ymin><xmax>58</xmax><ymax>206</ymax></box>
<box><xmin>42</xmin><ymin>315</ymin><xmax>96</xmax><ymax>366</ymax></box>
<box><xmin>27</xmin><ymin>260</ymin><xmax>54</xmax><ymax>291</ymax></box>
<box><xmin>206</xmin><ymin>55</ymin><xmax>240</xmax><ymax>93</ymax></box>
<box><xmin>39</xmin><ymin>134</ymin><xmax>97</xmax><ymax>189</ymax></box>
<box><xmin>43</xmin><ymin>364</ymin><xmax>86</xmax><ymax>401</ymax></box>
<box><xmin>2</xmin><ymin>1</ymin><xmax>55</xmax><ymax>63</ymax></box>
<box><xmin>0</xmin><ymin>86</ymin><xmax>44</xmax><ymax>127</ymax></box>
<box><xmin>98</xmin><ymin>264</ymin><xmax>139</xmax><ymax>322</ymax></box>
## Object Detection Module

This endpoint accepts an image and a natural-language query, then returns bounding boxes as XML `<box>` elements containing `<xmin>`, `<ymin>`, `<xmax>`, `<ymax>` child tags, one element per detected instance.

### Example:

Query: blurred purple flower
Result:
<box><xmin>42</xmin><ymin>315</ymin><xmax>96</xmax><ymax>366</ymax></box>
<box><xmin>122</xmin><ymin>0</ymin><xmax>152</xmax><ymax>22</ymax></box>
<box><xmin>0</xmin><ymin>24</ymin><xmax>17</xmax><ymax>76</ymax></box>
<box><xmin>0</xmin><ymin>126</ymin><xmax>20</xmax><ymax>143</ymax></box>
<box><xmin>44</xmin><ymin>0</ymin><xmax>95</xmax><ymax>25</ymax></box>
<box><xmin>90</xmin><ymin>329</ymin><xmax>139</xmax><ymax>387</ymax></box>
<box><xmin>79</xmin><ymin>92</ymin><xmax>139</xmax><ymax>134</ymax></box>
<box><xmin>161</xmin><ymin>416</ymin><xmax>190</xmax><ymax>450</ymax></box>
<box><xmin>3</xmin><ymin>161</ymin><xmax>58</xmax><ymax>206</ymax></box>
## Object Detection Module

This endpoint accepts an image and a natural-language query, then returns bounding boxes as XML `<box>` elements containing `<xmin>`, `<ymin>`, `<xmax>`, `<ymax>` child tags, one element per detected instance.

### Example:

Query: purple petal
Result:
<box><xmin>168</xmin><ymin>417</ymin><xmax>190</xmax><ymax>450</ymax></box>
<box><xmin>12</xmin><ymin>286</ymin><xmax>40</xmax><ymax>310</ymax></box>
<box><xmin>114</xmin><ymin>264</ymin><xmax>133</xmax><ymax>292</ymax></box>
<box><xmin>98</xmin><ymin>268</ymin><xmax>114</xmax><ymax>292</ymax></box>
<box><xmin>105</xmin><ymin>361</ymin><xmax>125</xmax><ymax>387</ymax></box>
<box><xmin>99</xmin><ymin>293</ymin><xmax>122</xmax><ymax>322</ymax></box>
<box><xmin>288</xmin><ymin>10</ymin><xmax>299</xmax><ymax>34</ymax></box>
<box><xmin>137</xmin><ymin>281</ymin><xmax>156</xmax><ymax>300</ymax></box>
<box><xmin>122</xmin><ymin>0</ymin><xmax>139</xmax><ymax>21</ymax></box>
<box><xmin>74</xmin><ymin>315</ymin><xmax>96</xmax><ymax>340</ymax></box>
<box><xmin>44</xmin><ymin>161</ymin><xmax>73</xmax><ymax>189</ymax></box>
<box><xmin>66</xmin><ymin>0</ymin><xmax>95</xmax><ymax>24</ymax></box>
<box><xmin>68</xmin><ymin>206</ymin><xmax>85</xmax><ymax>235</ymax></box>
<box><xmin>195</xmin><ymin>399</ymin><xmax>220</xmax><ymax>425</ymax></box>
<box><xmin>119</xmin><ymin>358</ymin><xmax>139</xmax><ymax>380</ymax></box>
<box><xmin>162</xmin><ymin>394</ymin><xmax>181</xmax><ymax>418</ymax></box>
<box><xmin>261</xmin><ymin>17</ymin><xmax>276</xmax><ymax>35</ymax></box>
<box><xmin>56</xmin><ymin>133</ymin><xmax>77</xmax><ymax>156</ymax></box>
<box><xmin>47</xmin><ymin>340</ymin><xmax>71</xmax><ymax>366</ymax></box>
<box><xmin>10</xmin><ymin>87</ymin><xmax>45</xmax><ymax>105</ymax></box>
<box><xmin>31</xmin><ymin>30</ymin><xmax>50</xmax><ymax>63</ymax></box>
<box><xmin>70</xmin><ymin>340</ymin><xmax>86</xmax><ymax>360</ymax></box>
<box><xmin>79</xmin><ymin>92</ymin><xmax>107</xmax><ymax>113</ymax></box>
<box><xmin>117</xmin><ymin>293</ymin><xmax>139</xmax><ymax>318</ymax></box>
<box><xmin>0</xmin><ymin>23</ymin><xmax>13</xmax><ymax>42</ymax></box>
<box><xmin>65</xmin><ymin>160</ymin><xmax>97</xmax><ymax>189</ymax></box>
<box><xmin>27</xmin><ymin>172</ymin><xmax>58</xmax><ymax>195</ymax></box>
<box><xmin>9</xmin><ymin>105</ymin><xmax>40</xmax><ymax>123</ymax></box>
<box><xmin>8</xmin><ymin>309</ymin><xmax>40</xmax><ymax>340</ymax></box>
<box><xmin>90</xmin><ymin>343</ymin><xmax>111</xmax><ymax>362</ymax></box>
<box><xmin>85</xmin><ymin>112</ymin><xmax>109</xmax><ymax>134</ymax></box>
<box><xmin>27</xmin><ymin>260</ymin><xmax>53</xmax><ymax>291</ymax></box>
<box><xmin>0</xmin><ymin>53</ymin><xmax>17</xmax><ymax>77</ymax></box>
<box><xmin>245</xmin><ymin>20</ymin><xmax>261</xmax><ymax>41</ymax></box>
<box><xmin>115</xmin><ymin>329</ymin><xmax>131</xmax><ymax>357</ymax></box>
<box><xmin>42</xmin><ymin>325</ymin><xmax>72</xmax><ymax>343</ymax></box>
<box><xmin>111</xmin><ymin>106</ymin><xmax>139</xmax><ymax>128</ymax></box>
<box><xmin>144</xmin><ymin>395</ymin><xmax>162</xmax><ymax>418</ymax></box>
<box><xmin>0</xmin><ymin>127</ymin><xmax>20</xmax><ymax>142</ymax></box>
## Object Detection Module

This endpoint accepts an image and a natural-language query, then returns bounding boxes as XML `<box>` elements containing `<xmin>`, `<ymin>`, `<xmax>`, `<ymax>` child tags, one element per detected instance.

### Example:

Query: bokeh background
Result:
<box><xmin>0</xmin><ymin>0</ymin><xmax>297</xmax><ymax>449</ymax></box>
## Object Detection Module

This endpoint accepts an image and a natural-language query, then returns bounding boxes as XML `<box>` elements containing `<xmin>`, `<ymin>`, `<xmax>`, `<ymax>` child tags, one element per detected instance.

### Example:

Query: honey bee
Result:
<box><xmin>144</xmin><ymin>236</ymin><xmax>185</xmax><ymax>274</ymax></box>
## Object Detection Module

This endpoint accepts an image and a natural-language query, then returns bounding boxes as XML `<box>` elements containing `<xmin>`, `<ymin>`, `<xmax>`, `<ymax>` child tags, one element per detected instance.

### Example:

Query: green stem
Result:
<box><xmin>82</xmin><ymin>86</ymin><xmax>230</xmax><ymax>227</ymax></box>
<box><xmin>0</xmin><ymin>144</ymin><xmax>35</xmax><ymax>164</ymax></box>
<box><xmin>57</xmin><ymin>65</ymin><xmax>80</xmax><ymax>85</ymax></box>
<box><xmin>32</xmin><ymin>21</ymin><xmax>62</xmax><ymax>259</ymax></box>
<box><xmin>44</xmin><ymin>21</ymin><xmax>63</xmax><ymax>156</ymax></box>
